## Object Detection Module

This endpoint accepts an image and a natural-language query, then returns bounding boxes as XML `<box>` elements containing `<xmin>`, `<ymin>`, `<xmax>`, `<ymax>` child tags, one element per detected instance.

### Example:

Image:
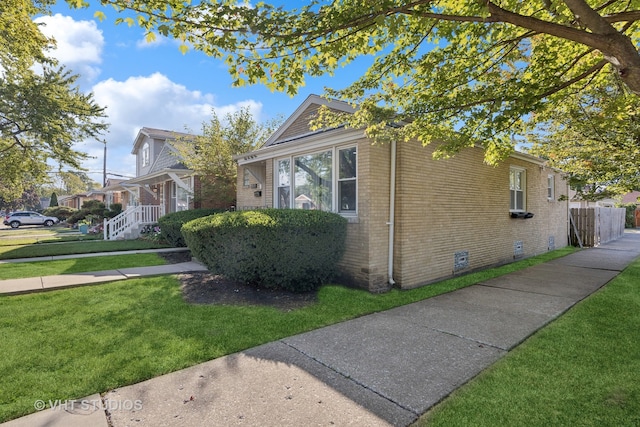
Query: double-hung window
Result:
<box><xmin>275</xmin><ymin>145</ymin><xmax>357</xmax><ymax>215</ymax></box>
<box><xmin>509</xmin><ymin>167</ymin><xmax>526</xmax><ymax>211</ymax></box>
<box><xmin>338</xmin><ymin>147</ymin><xmax>357</xmax><ymax>213</ymax></box>
<box><xmin>142</xmin><ymin>142</ymin><xmax>150</xmax><ymax>167</ymax></box>
<box><xmin>547</xmin><ymin>175</ymin><xmax>555</xmax><ymax>201</ymax></box>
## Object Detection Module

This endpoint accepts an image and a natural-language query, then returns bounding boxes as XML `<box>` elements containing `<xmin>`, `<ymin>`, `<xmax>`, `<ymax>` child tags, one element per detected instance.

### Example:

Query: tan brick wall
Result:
<box><xmin>336</xmin><ymin>139</ymin><xmax>392</xmax><ymax>292</ymax></box>
<box><xmin>392</xmin><ymin>141</ymin><xmax>568</xmax><ymax>289</ymax></box>
<box><xmin>234</xmin><ymin>136</ymin><xmax>569</xmax><ymax>292</ymax></box>
<box><xmin>236</xmin><ymin>163</ymin><xmax>268</xmax><ymax>209</ymax></box>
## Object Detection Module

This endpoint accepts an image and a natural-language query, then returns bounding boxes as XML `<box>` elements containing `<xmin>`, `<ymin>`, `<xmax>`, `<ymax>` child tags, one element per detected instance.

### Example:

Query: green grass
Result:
<box><xmin>0</xmin><ymin>240</ymin><xmax>170</xmax><ymax>260</ymax></box>
<box><xmin>0</xmin><ymin>254</ymin><xmax>167</xmax><ymax>279</ymax></box>
<box><xmin>0</xmin><ymin>247</ymin><xmax>574</xmax><ymax>422</ymax></box>
<box><xmin>417</xmin><ymin>259</ymin><xmax>640</xmax><ymax>427</ymax></box>
<box><xmin>0</xmin><ymin>234</ymin><xmax>103</xmax><ymax>246</ymax></box>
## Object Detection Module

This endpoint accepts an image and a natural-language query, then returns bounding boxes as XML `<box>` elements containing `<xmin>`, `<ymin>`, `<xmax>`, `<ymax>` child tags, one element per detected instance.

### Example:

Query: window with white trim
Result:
<box><xmin>142</xmin><ymin>142</ymin><xmax>150</xmax><ymax>167</ymax></box>
<box><xmin>276</xmin><ymin>158</ymin><xmax>291</xmax><ymax>208</ymax></box>
<box><xmin>338</xmin><ymin>147</ymin><xmax>357</xmax><ymax>213</ymax></box>
<box><xmin>171</xmin><ymin>179</ymin><xmax>191</xmax><ymax>212</ymax></box>
<box><xmin>510</xmin><ymin>167</ymin><xmax>526</xmax><ymax>211</ymax></box>
<box><xmin>243</xmin><ymin>168</ymin><xmax>250</xmax><ymax>187</ymax></box>
<box><xmin>547</xmin><ymin>175</ymin><xmax>555</xmax><ymax>201</ymax></box>
<box><xmin>275</xmin><ymin>145</ymin><xmax>357</xmax><ymax>215</ymax></box>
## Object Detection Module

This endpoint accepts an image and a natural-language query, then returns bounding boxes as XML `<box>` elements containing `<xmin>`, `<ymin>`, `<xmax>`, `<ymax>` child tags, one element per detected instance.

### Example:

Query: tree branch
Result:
<box><xmin>563</xmin><ymin>0</ymin><xmax>619</xmax><ymax>33</ymax></box>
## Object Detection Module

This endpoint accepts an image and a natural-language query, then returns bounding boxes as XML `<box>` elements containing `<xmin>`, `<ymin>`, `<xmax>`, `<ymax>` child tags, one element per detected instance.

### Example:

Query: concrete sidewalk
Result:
<box><xmin>3</xmin><ymin>232</ymin><xmax>640</xmax><ymax>427</ymax></box>
<box><xmin>0</xmin><ymin>248</ymin><xmax>206</xmax><ymax>295</ymax></box>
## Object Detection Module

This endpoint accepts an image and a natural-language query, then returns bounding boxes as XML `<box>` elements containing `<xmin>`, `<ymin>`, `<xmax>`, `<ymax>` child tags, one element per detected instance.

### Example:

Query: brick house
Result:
<box><xmin>235</xmin><ymin>95</ymin><xmax>569</xmax><ymax>292</ymax></box>
<box><xmin>104</xmin><ymin>127</ymin><xmax>227</xmax><ymax>239</ymax></box>
<box><xmin>122</xmin><ymin>127</ymin><xmax>197</xmax><ymax>213</ymax></box>
<box><xmin>58</xmin><ymin>190</ymin><xmax>105</xmax><ymax>210</ymax></box>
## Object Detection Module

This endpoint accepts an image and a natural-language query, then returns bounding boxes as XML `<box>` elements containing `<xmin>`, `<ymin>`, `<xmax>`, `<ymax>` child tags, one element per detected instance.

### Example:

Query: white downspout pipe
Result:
<box><xmin>387</xmin><ymin>139</ymin><xmax>397</xmax><ymax>286</ymax></box>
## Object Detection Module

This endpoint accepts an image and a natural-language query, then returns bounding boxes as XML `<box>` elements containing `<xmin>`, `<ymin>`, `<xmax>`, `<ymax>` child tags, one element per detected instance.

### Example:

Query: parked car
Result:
<box><xmin>3</xmin><ymin>211</ymin><xmax>59</xmax><ymax>228</ymax></box>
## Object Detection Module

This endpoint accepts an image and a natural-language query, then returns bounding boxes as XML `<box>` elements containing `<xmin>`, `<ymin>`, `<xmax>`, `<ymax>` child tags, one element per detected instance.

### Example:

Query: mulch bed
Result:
<box><xmin>158</xmin><ymin>251</ymin><xmax>317</xmax><ymax>311</ymax></box>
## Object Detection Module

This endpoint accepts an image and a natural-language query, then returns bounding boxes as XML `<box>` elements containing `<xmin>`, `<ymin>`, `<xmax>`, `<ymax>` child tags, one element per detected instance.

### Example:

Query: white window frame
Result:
<box><xmin>509</xmin><ymin>166</ymin><xmax>526</xmax><ymax>212</ymax></box>
<box><xmin>243</xmin><ymin>168</ymin><xmax>250</xmax><ymax>188</ymax></box>
<box><xmin>274</xmin><ymin>144</ymin><xmax>357</xmax><ymax>216</ymax></box>
<box><xmin>142</xmin><ymin>142</ymin><xmax>150</xmax><ymax>167</ymax></box>
<box><xmin>547</xmin><ymin>174</ymin><xmax>555</xmax><ymax>201</ymax></box>
<box><xmin>337</xmin><ymin>146</ymin><xmax>357</xmax><ymax>214</ymax></box>
<box><xmin>171</xmin><ymin>178</ymin><xmax>192</xmax><ymax>212</ymax></box>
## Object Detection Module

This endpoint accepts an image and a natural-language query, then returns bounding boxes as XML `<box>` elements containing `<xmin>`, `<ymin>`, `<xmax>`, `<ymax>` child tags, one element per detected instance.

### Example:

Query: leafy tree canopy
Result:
<box><xmin>0</xmin><ymin>0</ymin><xmax>108</xmax><ymax>202</ymax></box>
<box><xmin>81</xmin><ymin>0</ymin><xmax>639</xmax><ymax>164</ymax></box>
<box><xmin>528</xmin><ymin>73</ymin><xmax>640</xmax><ymax>198</ymax></box>
<box><xmin>0</xmin><ymin>187</ymin><xmax>43</xmax><ymax>212</ymax></box>
<box><xmin>170</xmin><ymin>107</ymin><xmax>281</xmax><ymax>207</ymax></box>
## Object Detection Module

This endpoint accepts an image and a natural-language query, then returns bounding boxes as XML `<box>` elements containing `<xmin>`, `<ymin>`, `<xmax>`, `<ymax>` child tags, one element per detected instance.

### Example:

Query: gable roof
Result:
<box><xmin>621</xmin><ymin>191</ymin><xmax>640</xmax><ymax>204</ymax></box>
<box><xmin>132</xmin><ymin>127</ymin><xmax>196</xmax><ymax>153</ymax></box>
<box><xmin>263</xmin><ymin>94</ymin><xmax>356</xmax><ymax>148</ymax></box>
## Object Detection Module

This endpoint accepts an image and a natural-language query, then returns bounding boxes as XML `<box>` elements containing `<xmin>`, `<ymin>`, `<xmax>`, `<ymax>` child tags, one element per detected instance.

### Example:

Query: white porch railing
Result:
<box><xmin>103</xmin><ymin>205</ymin><xmax>164</xmax><ymax>240</ymax></box>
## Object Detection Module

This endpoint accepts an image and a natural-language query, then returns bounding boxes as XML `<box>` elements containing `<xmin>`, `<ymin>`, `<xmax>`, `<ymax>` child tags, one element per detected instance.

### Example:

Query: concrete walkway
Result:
<box><xmin>0</xmin><ymin>248</ymin><xmax>206</xmax><ymax>295</ymax></box>
<box><xmin>2</xmin><ymin>232</ymin><xmax>640</xmax><ymax>426</ymax></box>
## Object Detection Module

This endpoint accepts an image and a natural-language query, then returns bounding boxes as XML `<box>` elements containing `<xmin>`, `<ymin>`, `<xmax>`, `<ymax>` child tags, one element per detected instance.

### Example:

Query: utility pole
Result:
<box><xmin>102</xmin><ymin>139</ymin><xmax>107</xmax><ymax>187</ymax></box>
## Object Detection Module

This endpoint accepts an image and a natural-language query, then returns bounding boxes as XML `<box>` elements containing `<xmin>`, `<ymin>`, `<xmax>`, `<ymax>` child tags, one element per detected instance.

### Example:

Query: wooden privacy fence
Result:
<box><xmin>569</xmin><ymin>207</ymin><xmax>625</xmax><ymax>247</ymax></box>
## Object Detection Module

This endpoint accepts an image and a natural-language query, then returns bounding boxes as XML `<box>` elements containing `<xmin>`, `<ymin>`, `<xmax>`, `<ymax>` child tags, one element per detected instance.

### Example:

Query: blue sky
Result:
<box><xmin>39</xmin><ymin>2</ymin><xmax>362</xmax><ymax>185</ymax></box>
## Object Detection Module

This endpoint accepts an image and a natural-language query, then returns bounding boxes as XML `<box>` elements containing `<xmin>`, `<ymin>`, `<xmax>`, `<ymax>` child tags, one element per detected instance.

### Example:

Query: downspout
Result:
<box><xmin>387</xmin><ymin>139</ymin><xmax>397</xmax><ymax>286</ymax></box>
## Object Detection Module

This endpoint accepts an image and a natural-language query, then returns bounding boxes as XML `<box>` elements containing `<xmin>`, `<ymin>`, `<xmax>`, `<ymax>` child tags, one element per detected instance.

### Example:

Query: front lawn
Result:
<box><xmin>0</xmin><ymin>254</ymin><xmax>168</xmax><ymax>279</ymax></box>
<box><xmin>0</xmin><ymin>240</ymin><xmax>170</xmax><ymax>260</ymax></box>
<box><xmin>0</xmin><ymin>248</ymin><xmax>574</xmax><ymax>422</ymax></box>
<box><xmin>417</xmin><ymin>258</ymin><xmax>640</xmax><ymax>426</ymax></box>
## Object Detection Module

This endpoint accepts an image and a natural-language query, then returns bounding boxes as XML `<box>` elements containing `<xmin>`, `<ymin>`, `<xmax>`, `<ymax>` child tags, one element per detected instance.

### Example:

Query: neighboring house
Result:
<box><xmin>103</xmin><ymin>127</ymin><xmax>228</xmax><ymax>239</ymax></box>
<box><xmin>123</xmin><ymin>127</ymin><xmax>197</xmax><ymax>214</ymax></box>
<box><xmin>569</xmin><ymin>193</ymin><xmax>617</xmax><ymax>209</ymax></box>
<box><xmin>618</xmin><ymin>191</ymin><xmax>640</xmax><ymax>206</ymax></box>
<box><xmin>101</xmin><ymin>178</ymin><xmax>128</xmax><ymax>210</ymax></box>
<box><xmin>235</xmin><ymin>95</ymin><xmax>569</xmax><ymax>292</ymax></box>
<box><xmin>58</xmin><ymin>190</ymin><xmax>105</xmax><ymax>210</ymax></box>
<box><xmin>619</xmin><ymin>191</ymin><xmax>640</xmax><ymax>227</ymax></box>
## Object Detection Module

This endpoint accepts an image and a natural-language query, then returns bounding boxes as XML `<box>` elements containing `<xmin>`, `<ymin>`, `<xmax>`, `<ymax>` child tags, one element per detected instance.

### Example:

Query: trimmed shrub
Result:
<box><xmin>182</xmin><ymin>209</ymin><xmax>348</xmax><ymax>292</ymax></box>
<box><xmin>66</xmin><ymin>200</ymin><xmax>109</xmax><ymax>226</ymax></box>
<box><xmin>106</xmin><ymin>203</ymin><xmax>122</xmax><ymax>219</ymax></box>
<box><xmin>43</xmin><ymin>206</ymin><xmax>76</xmax><ymax>221</ymax></box>
<box><xmin>158</xmin><ymin>208</ymin><xmax>225</xmax><ymax>247</ymax></box>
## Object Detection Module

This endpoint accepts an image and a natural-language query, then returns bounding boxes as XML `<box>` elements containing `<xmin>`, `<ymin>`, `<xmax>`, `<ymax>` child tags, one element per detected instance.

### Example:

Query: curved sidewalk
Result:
<box><xmin>3</xmin><ymin>232</ymin><xmax>640</xmax><ymax>427</ymax></box>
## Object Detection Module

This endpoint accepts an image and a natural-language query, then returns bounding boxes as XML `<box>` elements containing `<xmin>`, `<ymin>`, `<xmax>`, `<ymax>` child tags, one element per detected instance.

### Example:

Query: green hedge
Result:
<box><xmin>158</xmin><ymin>208</ymin><xmax>225</xmax><ymax>247</ymax></box>
<box><xmin>182</xmin><ymin>209</ymin><xmax>348</xmax><ymax>292</ymax></box>
<box><xmin>42</xmin><ymin>206</ymin><xmax>76</xmax><ymax>221</ymax></box>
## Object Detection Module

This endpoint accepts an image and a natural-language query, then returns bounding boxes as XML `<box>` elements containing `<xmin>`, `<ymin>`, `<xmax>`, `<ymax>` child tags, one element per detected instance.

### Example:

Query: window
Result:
<box><xmin>338</xmin><ymin>147</ymin><xmax>357</xmax><ymax>213</ymax></box>
<box><xmin>243</xmin><ymin>168</ymin><xmax>250</xmax><ymax>187</ymax></box>
<box><xmin>547</xmin><ymin>175</ymin><xmax>555</xmax><ymax>201</ymax></box>
<box><xmin>295</xmin><ymin>150</ymin><xmax>332</xmax><ymax>211</ymax></box>
<box><xmin>275</xmin><ymin>145</ymin><xmax>357</xmax><ymax>215</ymax></box>
<box><xmin>276</xmin><ymin>159</ymin><xmax>291</xmax><ymax>208</ymax></box>
<box><xmin>142</xmin><ymin>142</ymin><xmax>150</xmax><ymax>167</ymax></box>
<box><xmin>171</xmin><ymin>179</ymin><xmax>191</xmax><ymax>212</ymax></box>
<box><xmin>510</xmin><ymin>167</ymin><xmax>526</xmax><ymax>211</ymax></box>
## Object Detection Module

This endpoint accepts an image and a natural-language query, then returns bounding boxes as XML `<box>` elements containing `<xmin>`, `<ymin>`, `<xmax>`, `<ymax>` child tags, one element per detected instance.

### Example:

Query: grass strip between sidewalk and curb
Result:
<box><xmin>416</xmin><ymin>258</ymin><xmax>640</xmax><ymax>427</ymax></box>
<box><xmin>0</xmin><ymin>247</ymin><xmax>577</xmax><ymax>423</ymax></box>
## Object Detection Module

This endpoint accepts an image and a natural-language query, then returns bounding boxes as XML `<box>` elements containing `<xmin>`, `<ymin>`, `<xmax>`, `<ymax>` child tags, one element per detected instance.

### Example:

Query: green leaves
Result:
<box><xmin>527</xmin><ymin>73</ymin><xmax>640</xmax><ymax>197</ymax></box>
<box><xmin>0</xmin><ymin>0</ymin><xmax>107</xmax><ymax>201</ymax></box>
<box><xmin>73</xmin><ymin>0</ymin><xmax>640</xmax><ymax>166</ymax></box>
<box><xmin>170</xmin><ymin>107</ymin><xmax>281</xmax><ymax>207</ymax></box>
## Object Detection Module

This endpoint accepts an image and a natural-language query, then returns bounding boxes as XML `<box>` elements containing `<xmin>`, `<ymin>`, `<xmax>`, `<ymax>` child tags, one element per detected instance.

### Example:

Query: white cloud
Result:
<box><xmin>135</xmin><ymin>33</ymin><xmax>169</xmax><ymax>49</ymax></box>
<box><xmin>34</xmin><ymin>14</ymin><xmax>104</xmax><ymax>82</ymax></box>
<box><xmin>83</xmin><ymin>72</ymin><xmax>263</xmax><ymax>182</ymax></box>
<box><xmin>31</xmin><ymin>14</ymin><xmax>266</xmax><ymax>185</ymax></box>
